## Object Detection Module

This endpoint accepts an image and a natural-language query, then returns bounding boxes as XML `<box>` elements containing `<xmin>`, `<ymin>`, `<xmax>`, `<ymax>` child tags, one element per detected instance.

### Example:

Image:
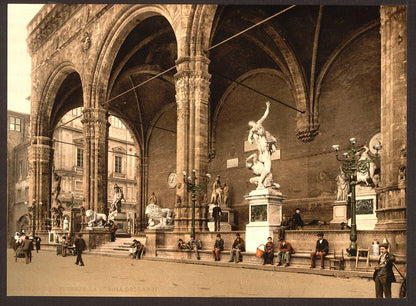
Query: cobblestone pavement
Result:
<box><xmin>7</xmin><ymin>249</ymin><xmax>402</xmax><ymax>298</ymax></box>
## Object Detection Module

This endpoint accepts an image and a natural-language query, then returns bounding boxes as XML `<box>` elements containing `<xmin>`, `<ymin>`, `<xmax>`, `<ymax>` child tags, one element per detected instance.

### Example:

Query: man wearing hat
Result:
<box><xmin>228</xmin><ymin>233</ymin><xmax>245</xmax><ymax>263</ymax></box>
<box><xmin>310</xmin><ymin>232</ymin><xmax>329</xmax><ymax>269</ymax></box>
<box><xmin>374</xmin><ymin>243</ymin><xmax>396</xmax><ymax>298</ymax></box>
<box><xmin>212</xmin><ymin>203</ymin><xmax>222</xmax><ymax>231</ymax></box>
<box><xmin>292</xmin><ymin>208</ymin><xmax>304</xmax><ymax>230</ymax></box>
<box><xmin>212</xmin><ymin>233</ymin><xmax>224</xmax><ymax>261</ymax></box>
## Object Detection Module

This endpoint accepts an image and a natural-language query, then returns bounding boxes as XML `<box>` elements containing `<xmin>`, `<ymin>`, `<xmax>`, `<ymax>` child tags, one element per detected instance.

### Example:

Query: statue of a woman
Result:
<box><xmin>336</xmin><ymin>168</ymin><xmax>349</xmax><ymax>201</ymax></box>
<box><xmin>247</xmin><ymin>102</ymin><xmax>278</xmax><ymax>189</ymax></box>
<box><xmin>248</xmin><ymin>101</ymin><xmax>278</xmax><ymax>156</ymax></box>
<box><xmin>111</xmin><ymin>184</ymin><xmax>124</xmax><ymax>213</ymax></box>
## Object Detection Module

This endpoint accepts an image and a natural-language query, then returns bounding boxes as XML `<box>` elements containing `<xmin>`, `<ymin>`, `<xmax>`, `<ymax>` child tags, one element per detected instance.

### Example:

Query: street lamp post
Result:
<box><xmin>332</xmin><ymin>138</ymin><xmax>381</xmax><ymax>256</ymax></box>
<box><xmin>182</xmin><ymin>170</ymin><xmax>211</xmax><ymax>237</ymax></box>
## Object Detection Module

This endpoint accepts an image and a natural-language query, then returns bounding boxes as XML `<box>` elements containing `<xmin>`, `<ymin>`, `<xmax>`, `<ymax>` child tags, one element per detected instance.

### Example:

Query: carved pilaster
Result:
<box><xmin>81</xmin><ymin>108</ymin><xmax>110</xmax><ymax>214</ymax></box>
<box><xmin>375</xmin><ymin>6</ymin><xmax>406</xmax><ymax>230</ymax></box>
<box><xmin>28</xmin><ymin>136</ymin><xmax>54</xmax><ymax>232</ymax></box>
<box><xmin>174</xmin><ymin>56</ymin><xmax>211</xmax><ymax>232</ymax></box>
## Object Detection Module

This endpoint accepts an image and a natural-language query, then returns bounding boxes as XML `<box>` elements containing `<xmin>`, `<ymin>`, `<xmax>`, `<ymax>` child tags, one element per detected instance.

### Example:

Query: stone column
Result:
<box><xmin>28</xmin><ymin>136</ymin><xmax>54</xmax><ymax>233</ymax></box>
<box><xmin>81</xmin><ymin>108</ymin><xmax>110</xmax><ymax>214</ymax></box>
<box><xmin>174</xmin><ymin>56</ymin><xmax>211</xmax><ymax>232</ymax></box>
<box><xmin>375</xmin><ymin>6</ymin><xmax>406</xmax><ymax>230</ymax></box>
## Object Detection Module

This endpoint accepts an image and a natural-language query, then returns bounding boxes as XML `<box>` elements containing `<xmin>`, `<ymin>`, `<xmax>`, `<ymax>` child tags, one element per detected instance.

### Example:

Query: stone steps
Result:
<box><xmin>88</xmin><ymin>236</ymin><xmax>146</xmax><ymax>257</ymax></box>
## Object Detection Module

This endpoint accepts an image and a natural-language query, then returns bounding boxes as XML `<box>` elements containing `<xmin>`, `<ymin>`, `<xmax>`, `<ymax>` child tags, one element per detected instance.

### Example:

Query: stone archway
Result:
<box><xmin>29</xmin><ymin>63</ymin><xmax>82</xmax><ymax>234</ymax></box>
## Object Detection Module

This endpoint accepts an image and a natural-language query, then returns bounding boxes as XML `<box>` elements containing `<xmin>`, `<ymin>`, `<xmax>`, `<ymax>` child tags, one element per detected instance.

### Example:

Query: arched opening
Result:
<box><xmin>51</xmin><ymin>106</ymin><xmax>140</xmax><ymax>235</ymax></box>
<box><xmin>104</xmin><ymin>14</ymin><xmax>178</xmax><ymax>231</ymax></box>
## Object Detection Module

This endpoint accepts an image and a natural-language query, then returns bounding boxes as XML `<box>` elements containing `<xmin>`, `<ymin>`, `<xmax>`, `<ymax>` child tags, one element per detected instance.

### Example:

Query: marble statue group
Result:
<box><xmin>246</xmin><ymin>101</ymin><xmax>280</xmax><ymax>191</ymax></box>
<box><xmin>210</xmin><ymin>176</ymin><xmax>229</xmax><ymax>206</ymax></box>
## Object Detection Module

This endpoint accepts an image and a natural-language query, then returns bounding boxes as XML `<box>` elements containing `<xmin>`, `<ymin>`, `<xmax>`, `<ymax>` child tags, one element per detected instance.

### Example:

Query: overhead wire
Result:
<box><xmin>211</xmin><ymin>70</ymin><xmax>304</xmax><ymax>113</ymax></box>
<box><xmin>51</xmin><ymin>5</ymin><xmax>298</xmax><ymax>134</ymax></box>
<box><xmin>99</xmin><ymin>5</ymin><xmax>298</xmax><ymax>110</ymax></box>
<box><xmin>206</xmin><ymin>5</ymin><xmax>296</xmax><ymax>51</ymax></box>
<box><xmin>52</xmin><ymin>138</ymin><xmax>141</xmax><ymax>159</ymax></box>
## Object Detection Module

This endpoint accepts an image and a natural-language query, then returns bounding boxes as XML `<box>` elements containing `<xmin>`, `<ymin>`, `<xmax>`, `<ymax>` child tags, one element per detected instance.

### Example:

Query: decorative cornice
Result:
<box><xmin>28</xmin><ymin>4</ymin><xmax>82</xmax><ymax>55</ymax></box>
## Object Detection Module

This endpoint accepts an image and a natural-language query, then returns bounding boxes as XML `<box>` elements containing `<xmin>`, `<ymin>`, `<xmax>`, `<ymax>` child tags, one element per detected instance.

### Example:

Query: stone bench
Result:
<box><xmin>155</xmin><ymin>247</ymin><xmax>406</xmax><ymax>271</ymax></box>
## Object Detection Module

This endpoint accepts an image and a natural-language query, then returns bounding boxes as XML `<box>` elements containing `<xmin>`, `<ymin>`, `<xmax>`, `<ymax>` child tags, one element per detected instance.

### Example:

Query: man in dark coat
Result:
<box><xmin>74</xmin><ymin>233</ymin><xmax>86</xmax><ymax>266</ymax></box>
<box><xmin>228</xmin><ymin>233</ymin><xmax>245</xmax><ymax>263</ymax></box>
<box><xmin>109</xmin><ymin>220</ymin><xmax>118</xmax><ymax>242</ymax></box>
<box><xmin>34</xmin><ymin>236</ymin><xmax>41</xmax><ymax>253</ymax></box>
<box><xmin>278</xmin><ymin>215</ymin><xmax>289</xmax><ymax>240</ymax></box>
<box><xmin>263</xmin><ymin>237</ymin><xmax>274</xmax><ymax>265</ymax></box>
<box><xmin>374</xmin><ymin>243</ymin><xmax>396</xmax><ymax>298</ymax></box>
<box><xmin>292</xmin><ymin>208</ymin><xmax>304</xmax><ymax>229</ymax></box>
<box><xmin>22</xmin><ymin>236</ymin><xmax>33</xmax><ymax>264</ymax></box>
<box><xmin>212</xmin><ymin>203</ymin><xmax>222</xmax><ymax>231</ymax></box>
<box><xmin>310</xmin><ymin>232</ymin><xmax>329</xmax><ymax>269</ymax></box>
<box><xmin>211</xmin><ymin>233</ymin><xmax>224</xmax><ymax>261</ymax></box>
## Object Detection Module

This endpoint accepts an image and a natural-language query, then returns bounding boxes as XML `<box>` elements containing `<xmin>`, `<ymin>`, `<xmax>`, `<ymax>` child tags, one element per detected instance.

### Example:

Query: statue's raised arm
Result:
<box><xmin>257</xmin><ymin>101</ymin><xmax>270</xmax><ymax>125</ymax></box>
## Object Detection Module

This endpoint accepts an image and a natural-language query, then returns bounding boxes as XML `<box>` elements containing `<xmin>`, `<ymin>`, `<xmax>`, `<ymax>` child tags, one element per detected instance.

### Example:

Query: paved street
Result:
<box><xmin>7</xmin><ymin>249</ymin><xmax>402</xmax><ymax>298</ymax></box>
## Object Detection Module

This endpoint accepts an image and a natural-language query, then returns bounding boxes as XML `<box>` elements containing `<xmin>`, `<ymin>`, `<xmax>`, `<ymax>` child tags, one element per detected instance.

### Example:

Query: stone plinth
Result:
<box><xmin>207</xmin><ymin>204</ymin><xmax>235</xmax><ymax>232</ymax></box>
<box><xmin>80</xmin><ymin>228</ymin><xmax>111</xmax><ymax>251</ymax></box>
<box><xmin>114</xmin><ymin>212</ymin><xmax>129</xmax><ymax>234</ymax></box>
<box><xmin>330</xmin><ymin>201</ymin><xmax>348</xmax><ymax>224</ymax></box>
<box><xmin>354</xmin><ymin>186</ymin><xmax>378</xmax><ymax>230</ymax></box>
<box><xmin>244</xmin><ymin>189</ymin><xmax>285</xmax><ymax>252</ymax></box>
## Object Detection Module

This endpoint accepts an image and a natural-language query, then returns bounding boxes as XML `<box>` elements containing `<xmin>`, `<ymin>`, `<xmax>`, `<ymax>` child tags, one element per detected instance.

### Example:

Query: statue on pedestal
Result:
<box><xmin>85</xmin><ymin>209</ymin><xmax>107</xmax><ymax>228</ymax></box>
<box><xmin>52</xmin><ymin>172</ymin><xmax>62</xmax><ymax>206</ymax></box>
<box><xmin>223</xmin><ymin>183</ymin><xmax>230</xmax><ymax>207</ymax></box>
<box><xmin>336</xmin><ymin>168</ymin><xmax>350</xmax><ymax>201</ymax></box>
<box><xmin>108</xmin><ymin>184</ymin><xmax>124</xmax><ymax>222</ymax></box>
<box><xmin>210</xmin><ymin>176</ymin><xmax>224</xmax><ymax>205</ymax></box>
<box><xmin>246</xmin><ymin>101</ymin><xmax>279</xmax><ymax>191</ymax></box>
<box><xmin>145</xmin><ymin>192</ymin><xmax>174</xmax><ymax>229</ymax></box>
<box><xmin>63</xmin><ymin>216</ymin><xmax>69</xmax><ymax>231</ymax></box>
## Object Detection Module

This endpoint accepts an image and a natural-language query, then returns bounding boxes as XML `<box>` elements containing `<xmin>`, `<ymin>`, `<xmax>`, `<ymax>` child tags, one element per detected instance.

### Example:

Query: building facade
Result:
<box><xmin>7</xmin><ymin>111</ymin><xmax>31</xmax><ymax>238</ymax></box>
<box><xmin>7</xmin><ymin>108</ymin><xmax>138</xmax><ymax>238</ymax></box>
<box><xmin>25</xmin><ymin>4</ymin><xmax>406</xmax><ymax>236</ymax></box>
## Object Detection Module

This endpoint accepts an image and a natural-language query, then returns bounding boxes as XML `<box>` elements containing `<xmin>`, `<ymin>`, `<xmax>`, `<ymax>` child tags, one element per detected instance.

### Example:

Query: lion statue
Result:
<box><xmin>145</xmin><ymin>204</ymin><xmax>174</xmax><ymax>229</ymax></box>
<box><xmin>85</xmin><ymin>209</ymin><xmax>107</xmax><ymax>227</ymax></box>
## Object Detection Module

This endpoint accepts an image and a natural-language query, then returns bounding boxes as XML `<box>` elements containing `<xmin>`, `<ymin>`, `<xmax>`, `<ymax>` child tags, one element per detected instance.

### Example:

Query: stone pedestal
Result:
<box><xmin>330</xmin><ymin>201</ymin><xmax>348</xmax><ymax>225</ymax></box>
<box><xmin>114</xmin><ymin>212</ymin><xmax>129</xmax><ymax>234</ymax></box>
<box><xmin>244</xmin><ymin>189</ymin><xmax>285</xmax><ymax>253</ymax></box>
<box><xmin>353</xmin><ymin>186</ymin><xmax>378</xmax><ymax>230</ymax></box>
<box><xmin>207</xmin><ymin>204</ymin><xmax>235</xmax><ymax>231</ymax></box>
<box><xmin>80</xmin><ymin>228</ymin><xmax>111</xmax><ymax>250</ymax></box>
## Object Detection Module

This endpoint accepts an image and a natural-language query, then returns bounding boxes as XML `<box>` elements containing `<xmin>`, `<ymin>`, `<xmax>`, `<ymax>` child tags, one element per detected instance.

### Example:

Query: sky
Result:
<box><xmin>7</xmin><ymin>4</ymin><xmax>44</xmax><ymax>114</ymax></box>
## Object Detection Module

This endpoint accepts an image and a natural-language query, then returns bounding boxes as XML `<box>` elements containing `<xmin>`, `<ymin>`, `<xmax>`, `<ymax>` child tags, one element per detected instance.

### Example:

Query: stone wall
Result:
<box><xmin>147</xmin><ymin>105</ymin><xmax>177</xmax><ymax>210</ymax></box>
<box><xmin>207</xmin><ymin>28</ymin><xmax>380</xmax><ymax>230</ymax></box>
